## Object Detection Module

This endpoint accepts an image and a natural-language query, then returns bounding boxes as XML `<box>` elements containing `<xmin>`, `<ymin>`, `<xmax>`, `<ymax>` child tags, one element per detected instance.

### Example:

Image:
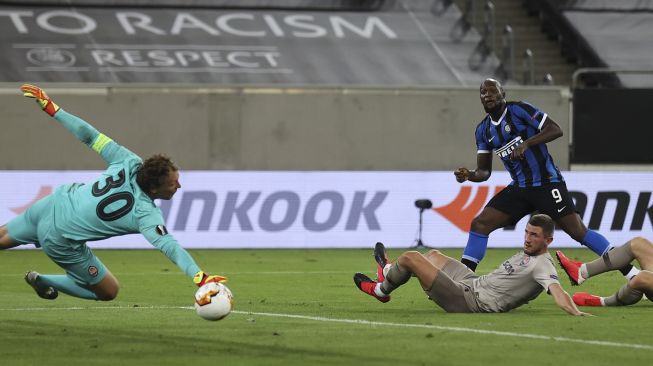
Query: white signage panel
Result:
<box><xmin>0</xmin><ymin>171</ymin><xmax>651</xmax><ymax>249</ymax></box>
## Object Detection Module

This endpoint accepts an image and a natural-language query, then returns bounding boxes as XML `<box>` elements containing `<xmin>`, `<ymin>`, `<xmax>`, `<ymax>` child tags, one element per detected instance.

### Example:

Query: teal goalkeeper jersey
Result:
<box><xmin>50</xmin><ymin>109</ymin><xmax>201</xmax><ymax>278</ymax></box>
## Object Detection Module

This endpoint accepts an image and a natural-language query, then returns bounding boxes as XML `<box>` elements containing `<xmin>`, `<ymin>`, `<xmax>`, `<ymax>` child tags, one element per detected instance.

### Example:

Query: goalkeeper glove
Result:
<box><xmin>193</xmin><ymin>271</ymin><xmax>228</xmax><ymax>287</ymax></box>
<box><xmin>21</xmin><ymin>84</ymin><xmax>60</xmax><ymax>117</ymax></box>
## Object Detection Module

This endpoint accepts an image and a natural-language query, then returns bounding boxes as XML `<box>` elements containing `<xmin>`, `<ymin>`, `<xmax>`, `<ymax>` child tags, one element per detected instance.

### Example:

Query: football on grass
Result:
<box><xmin>194</xmin><ymin>282</ymin><xmax>234</xmax><ymax>321</ymax></box>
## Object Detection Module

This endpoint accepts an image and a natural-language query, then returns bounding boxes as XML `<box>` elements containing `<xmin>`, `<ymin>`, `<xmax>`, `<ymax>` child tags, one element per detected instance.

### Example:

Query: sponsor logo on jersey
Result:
<box><xmin>494</xmin><ymin>136</ymin><xmax>524</xmax><ymax>158</ymax></box>
<box><xmin>502</xmin><ymin>260</ymin><xmax>515</xmax><ymax>275</ymax></box>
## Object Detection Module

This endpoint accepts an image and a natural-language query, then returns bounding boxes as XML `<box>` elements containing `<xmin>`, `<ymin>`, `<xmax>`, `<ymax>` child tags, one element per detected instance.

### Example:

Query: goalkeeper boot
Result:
<box><xmin>24</xmin><ymin>271</ymin><xmax>58</xmax><ymax>300</ymax></box>
<box><xmin>353</xmin><ymin>273</ymin><xmax>390</xmax><ymax>303</ymax></box>
<box><xmin>374</xmin><ymin>242</ymin><xmax>390</xmax><ymax>282</ymax></box>
<box><xmin>572</xmin><ymin>292</ymin><xmax>603</xmax><ymax>307</ymax></box>
<box><xmin>555</xmin><ymin>250</ymin><xmax>586</xmax><ymax>285</ymax></box>
<box><xmin>20</xmin><ymin>84</ymin><xmax>60</xmax><ymax>117</ymax></box>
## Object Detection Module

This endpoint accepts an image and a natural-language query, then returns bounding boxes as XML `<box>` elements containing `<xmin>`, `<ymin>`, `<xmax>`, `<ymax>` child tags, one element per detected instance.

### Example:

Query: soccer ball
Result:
<box><xmin>194</xmin><ymin>282</ymin><xmax>234</xmax><ymax>321</ymax></box>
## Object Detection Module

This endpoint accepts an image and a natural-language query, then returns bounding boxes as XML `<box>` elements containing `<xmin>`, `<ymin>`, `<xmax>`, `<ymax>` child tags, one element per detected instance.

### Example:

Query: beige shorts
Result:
<box><xmin>426</xmin><ymin>259</ymin><xmax>481</xmax><ymax>313</ymax></box>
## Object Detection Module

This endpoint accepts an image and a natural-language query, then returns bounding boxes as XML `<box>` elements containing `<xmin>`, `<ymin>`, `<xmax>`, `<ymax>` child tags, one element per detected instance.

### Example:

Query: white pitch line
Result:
<box><xmin>1</xmin><ymin>305</ymin><xmax>651</xmax><ymax>351</ymax></box>
<box><xmin>234</xmin><ymin>310</ymin><xmax>653</xmax><ymax>351</ymax></box>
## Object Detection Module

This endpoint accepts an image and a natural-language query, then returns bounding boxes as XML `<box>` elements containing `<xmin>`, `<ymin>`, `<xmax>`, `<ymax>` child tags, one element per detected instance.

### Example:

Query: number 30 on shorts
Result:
<box><xmin>551</xmin><ymin>188</ymin><xmax>562</xmax><ymax>203</ymax></box>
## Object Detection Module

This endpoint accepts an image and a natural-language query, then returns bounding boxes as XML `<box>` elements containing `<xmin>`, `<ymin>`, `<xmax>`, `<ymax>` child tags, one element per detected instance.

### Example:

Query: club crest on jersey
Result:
<box><xmin>88</xmin><ymin>266</ymin><xmax>98</xmax><ymax>277</ymax></box>
<box><xmin>504</xmin><ymin>125</ymin><xmax>511</xmax><ymax>133</ymax></box>
<box><xmin>156</xmin><ymin>225</ymin><xmax>168</xmax><ymax>236</ymax></box>
<box><xmin>519</xmin><ymin>255</ymin><xmax>531</xmax><ymax>266</ymax></box>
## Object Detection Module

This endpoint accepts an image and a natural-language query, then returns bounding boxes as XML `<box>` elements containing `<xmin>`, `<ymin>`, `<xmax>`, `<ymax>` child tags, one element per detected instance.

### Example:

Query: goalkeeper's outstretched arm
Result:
<box><xmin>142</xmin><ymin>227</ymin><xmax>228</xmax><ymax>287</ymax></box>
<box><xmin>20</xmin><ymin>84</ymin><xmax>135</xmax><ymax>164</ymax></box>
<box><xmin>21</xmin><ymin>84</ymin><xmax>106</xmax><ymax>150</ymax></box>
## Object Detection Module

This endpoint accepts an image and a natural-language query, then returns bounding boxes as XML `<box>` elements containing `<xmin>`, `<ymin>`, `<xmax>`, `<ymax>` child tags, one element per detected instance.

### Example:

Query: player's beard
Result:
<box><xmin>483</xmin><ymin>101</ymin><xmax>503</xmax><ymax>115</ymax></box>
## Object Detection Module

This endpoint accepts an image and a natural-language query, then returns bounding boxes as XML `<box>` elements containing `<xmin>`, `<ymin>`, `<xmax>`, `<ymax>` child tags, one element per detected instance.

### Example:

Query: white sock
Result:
<box><xmin>382</xmin><ymin>264</ymin><xmax>391</xmax><ymax>278</ymax></box>
<box><xmin>599</xmin><ymin>297</ymin><xmax>606</xmax><ymax>306</ymax></box>
<box><xmin>624</xmin><ymin>266</ymin><xmax>640</xmax><ymax>280</ymax></box>
<box><xmin>374</xmin><ymin>283</ymin><xmax>388</xmax><ymax>297</ymax></box>
<box><xmin>580</xmin><ymin>264</ymin><xmax>589</xmax><ymax>280</ymax></box>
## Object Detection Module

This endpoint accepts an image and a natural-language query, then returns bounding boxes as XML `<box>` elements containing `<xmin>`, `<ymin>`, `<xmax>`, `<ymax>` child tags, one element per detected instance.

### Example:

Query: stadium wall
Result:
<box><xmin>0</xmin><ymin>84</ymin><xmax>570</xmax><ymax>171</ymax></box>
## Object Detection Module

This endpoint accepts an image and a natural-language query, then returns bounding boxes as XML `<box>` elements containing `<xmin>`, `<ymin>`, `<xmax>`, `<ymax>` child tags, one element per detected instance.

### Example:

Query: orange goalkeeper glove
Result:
<box><xmin>21</xmin><ymin>84</ymin><xmax>60</xmax><ymax>117</ymax></box>
<box><xmin>193</xmin><ymin>271</ymin><xmax>228</xmax><ymax>287</ymax></box>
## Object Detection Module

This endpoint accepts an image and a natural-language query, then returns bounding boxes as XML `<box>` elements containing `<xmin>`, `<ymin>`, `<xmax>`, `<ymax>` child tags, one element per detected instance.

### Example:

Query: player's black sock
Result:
<box><xmin>619</xmin><ymin>264</ymin><xmax>634</xmax><ymax>276</ymax></box>
<box><xmin>461</xmin><ymin>258</ymin><xmax>478</xmax><ymax>272</ymax></box>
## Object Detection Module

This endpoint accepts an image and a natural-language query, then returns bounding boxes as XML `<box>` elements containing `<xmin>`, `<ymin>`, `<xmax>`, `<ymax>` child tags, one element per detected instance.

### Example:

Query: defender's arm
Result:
<box><xmin>549</xmin><ymin>283</ymin><xmax>592</xmax><ymax>316</ymax></box>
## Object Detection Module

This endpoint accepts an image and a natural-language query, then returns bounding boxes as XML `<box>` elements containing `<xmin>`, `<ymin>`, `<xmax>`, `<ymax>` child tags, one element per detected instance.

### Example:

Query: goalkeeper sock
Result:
<box><xmin>37</xmin><ymin>274</ymin><xmax>98</xmax><ymax>300</ymax></box>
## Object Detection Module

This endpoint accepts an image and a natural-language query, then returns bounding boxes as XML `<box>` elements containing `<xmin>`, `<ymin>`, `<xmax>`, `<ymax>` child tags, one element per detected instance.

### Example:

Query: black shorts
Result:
<box><xmin>486</xmin><ymin>181</ymin><xmax>576</xmax><ymax>225</ymax></box>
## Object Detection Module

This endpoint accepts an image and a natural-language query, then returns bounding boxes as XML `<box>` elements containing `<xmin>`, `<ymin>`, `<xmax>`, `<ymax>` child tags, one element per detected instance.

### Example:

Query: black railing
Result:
<box><xmin>494</xmin><ymin>24</ymin><xmax>514</xmax><ymax>81</ymax></box>
<box><xmin>467</xmin><ymin>1</ymin><xmax>495</xmax><ymax>71</ymax></box>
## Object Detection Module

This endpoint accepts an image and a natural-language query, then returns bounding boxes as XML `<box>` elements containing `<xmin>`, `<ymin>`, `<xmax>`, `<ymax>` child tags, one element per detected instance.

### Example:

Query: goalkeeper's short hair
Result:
<box><xmin>136</xmin><ymin>154</ymin><xmax>178</xmax><ymax>193</ymax></box>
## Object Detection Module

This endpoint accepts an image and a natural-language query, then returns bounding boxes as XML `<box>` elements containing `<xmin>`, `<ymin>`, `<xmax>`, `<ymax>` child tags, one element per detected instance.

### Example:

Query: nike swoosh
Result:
<box><xmin>557</xmin><ymin>206</ymin><xmax>566</xmax><ymax>213</ymax></box>
<box><xmin>489</xmin><ymin>136</ymin><xmax>495</xmax><ymax>142</ymax></box>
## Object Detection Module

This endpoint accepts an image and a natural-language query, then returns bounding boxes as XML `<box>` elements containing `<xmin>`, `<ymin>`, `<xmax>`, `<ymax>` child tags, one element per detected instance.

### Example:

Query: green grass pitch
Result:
<box><xmin>1</xmin><ymin>247</ymin><xmax>651</xmax><ymax>366</ymax></box>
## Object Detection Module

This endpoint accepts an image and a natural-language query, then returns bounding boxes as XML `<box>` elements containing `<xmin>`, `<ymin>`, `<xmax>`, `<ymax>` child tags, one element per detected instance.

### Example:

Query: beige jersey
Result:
<box><xmin>471</xmin><ymin>251</ymin><xmax>560</xmax><ymax>313</ymax></box>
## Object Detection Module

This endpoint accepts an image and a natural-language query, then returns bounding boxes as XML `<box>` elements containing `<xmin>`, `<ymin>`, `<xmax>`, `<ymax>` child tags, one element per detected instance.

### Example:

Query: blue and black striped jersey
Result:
<box><xmin>475</xmin><ymin>101</ymin><xmax>563</xmax><ymax>187</ymax></box>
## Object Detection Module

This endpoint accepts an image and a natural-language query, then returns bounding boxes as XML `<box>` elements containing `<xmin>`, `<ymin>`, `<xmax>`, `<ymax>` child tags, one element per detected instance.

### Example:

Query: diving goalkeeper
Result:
<box><xmin>0</xmin><ymin>84</ymin><xmax>226</xmax><ymax>301</ymax></box>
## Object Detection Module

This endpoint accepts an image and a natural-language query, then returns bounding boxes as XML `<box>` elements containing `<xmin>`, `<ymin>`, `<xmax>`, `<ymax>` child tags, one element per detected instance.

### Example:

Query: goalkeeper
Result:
<box><xmin>0</xmin><ymin>84</ymin><xmax>226</xmax><ymax>301</ymax></box>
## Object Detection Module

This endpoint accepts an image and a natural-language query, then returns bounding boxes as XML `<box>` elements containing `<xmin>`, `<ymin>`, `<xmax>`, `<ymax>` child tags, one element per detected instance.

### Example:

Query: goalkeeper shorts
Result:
<box><xmin>7</xmin><ymin>194</ymin><xmax>107</xmax><ymax>286</ymax></box>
